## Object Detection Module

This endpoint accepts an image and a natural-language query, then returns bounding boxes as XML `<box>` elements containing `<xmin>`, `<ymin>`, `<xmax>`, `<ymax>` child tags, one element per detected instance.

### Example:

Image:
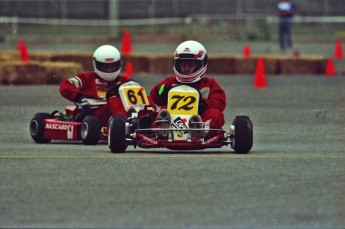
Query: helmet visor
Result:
<box><xmin>95</xmin><ymin>60</ymin><xmax>121</xmax><ymax>73</ymax></box>
<box><xmin>175</xmin><ymin>59</ymin><xmax>202</xmax><ymax>75</ymax></box>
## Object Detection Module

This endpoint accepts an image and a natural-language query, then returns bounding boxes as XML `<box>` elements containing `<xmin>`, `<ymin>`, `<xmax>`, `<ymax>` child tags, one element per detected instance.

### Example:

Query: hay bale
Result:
<box><xmin>232</xmin><ymin>55</ymin><xmax>280</xmax><ymax>75</ymax></box>
<box><xmin>122</xmin><ymin>53</ymin><xmax>152</xmax><ymax>74</ymax></box>
<box><xmin>0</xmin><ymin>51</ymin><xmax>19</xmax><ymax>62</ymax></box>
<box><xmin>261</xmin><ymin>56</ymin><xmax>281</xmax><ymax>74</ymax></box>
<box><xmin>0</xmin><ymin>61</ymin><xmax>46</xmax><ymax>85</ymax></box>
<box><xmin>149</xmin><ymin>55</ymin><xmax>173</xmax><ymax>74</ymax></box>
<box><xmin>41</xmin><ymin>62</ymin><xmax>83</xmax><ymax>84</ymax></box>
<box><xmin>0</xmin><ymin>51</ymin><xmax>329</xmax><ymax>82</ymax></box>
<box><xmin>30</xmin><ymin>51</ymin><xmax>54</xmax><ymax>62</ymax></box>
<box><xmin>51</xmin><ymin>52</ymin><xmax>93</xmax><ymax>71</ymax></box>
<box><xmin>208</xmin><ymin>55</ymin><xmax>236</xmax><ymax>74</ymax></box>
<box><xmin>279</xmin><ymin>56</ymin><xmax>326</xmax><ymax>75</ymax></box>
<box><xmin>0</xmin><ymin>51</ymin><xmax>54</xmax><ymax>63</ymax></box>
<box><xmin>0</xmin><ymin>61</ymin><xmax>83</xmax><ymax>85</ymax></box>
<box><xmin>234</xmin><ymin>56</ymin><xmax>257</xmax><ymax>75</ymax></box>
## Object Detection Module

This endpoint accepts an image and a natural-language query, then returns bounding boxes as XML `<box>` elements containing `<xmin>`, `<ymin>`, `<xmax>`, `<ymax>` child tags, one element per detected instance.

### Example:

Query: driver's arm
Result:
<box><xmin>150</xmin><ymin>78</ymin><xmax>173</xmax><ymax>106</ymax></box>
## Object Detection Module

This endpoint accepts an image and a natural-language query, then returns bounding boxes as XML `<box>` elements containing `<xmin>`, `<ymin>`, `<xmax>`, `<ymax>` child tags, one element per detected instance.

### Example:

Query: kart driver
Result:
<box><xmin>59</xmin><ymin>44</ymin><xmax>130</xmax><ymax>126</ymax></box>
<box><xmin>150</xmin><ymin>40</ymin><xmax>226</xmax><ymax>133</ymax></box>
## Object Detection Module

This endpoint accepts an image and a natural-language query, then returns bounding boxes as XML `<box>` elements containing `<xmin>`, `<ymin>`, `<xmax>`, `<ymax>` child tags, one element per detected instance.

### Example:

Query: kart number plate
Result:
<box><xmin>122</xmin><ymin>87</ymin><xmax>149</xmax><ymax>106</ymax></box>
<box><xmin>168</xmin><ymin>90</ymin><xmax>199</xmax><ymax>115</ymax></box>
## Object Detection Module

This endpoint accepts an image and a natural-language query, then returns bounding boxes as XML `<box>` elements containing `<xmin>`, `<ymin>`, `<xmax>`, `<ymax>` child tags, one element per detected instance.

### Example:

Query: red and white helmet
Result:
<box><xmin>93</xmin><ymin>45</ymin><xmax>122</xmax><ymax>81</ymax></box>
<box><xmin>173</xmin><ymin>40</ymin><xmax>208</xmax><ymax>83</ymax></box>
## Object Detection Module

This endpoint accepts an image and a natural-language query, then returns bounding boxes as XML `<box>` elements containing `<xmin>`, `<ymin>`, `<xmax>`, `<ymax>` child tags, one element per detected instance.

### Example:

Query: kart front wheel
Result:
<box><xmin>232</xmin><ymin>116</ymin><xmax>253</xmax><ymax>154</ymax></box>
<box><xmin>30</xmin><ymin>113</ymin><xmax>52</xmax><ymax>143</ymax></box>
<box><xmin>80</xmin><ymin>115</ymin><xmax>101</xmax><ymax>145</ymax></box>
<box><xmin>108</xmin><ymin>115</ymin><xmax>128</xmax><ymax>153</ymax></box>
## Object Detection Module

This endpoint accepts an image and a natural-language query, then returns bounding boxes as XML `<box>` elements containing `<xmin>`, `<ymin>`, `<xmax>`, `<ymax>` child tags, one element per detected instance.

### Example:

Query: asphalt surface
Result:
<box><xmin>1</xmin><ymin>75</ymin><xmax>345</xmax><ymax>228</ymax></box>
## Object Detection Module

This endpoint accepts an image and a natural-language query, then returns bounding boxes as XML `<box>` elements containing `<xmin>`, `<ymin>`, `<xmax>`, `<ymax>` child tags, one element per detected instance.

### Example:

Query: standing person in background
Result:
<box><xmin>276</xmin><ymin>0</ymin><xmax>296</xmax><ymax>52</ymax></box>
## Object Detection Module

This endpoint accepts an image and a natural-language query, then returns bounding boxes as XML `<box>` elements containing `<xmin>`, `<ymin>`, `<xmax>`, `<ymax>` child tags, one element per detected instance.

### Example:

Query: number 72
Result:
<box><xmin>170</xmin><ymin>95</ymin><xmax>197</xmax><ymax>111</ymax></box>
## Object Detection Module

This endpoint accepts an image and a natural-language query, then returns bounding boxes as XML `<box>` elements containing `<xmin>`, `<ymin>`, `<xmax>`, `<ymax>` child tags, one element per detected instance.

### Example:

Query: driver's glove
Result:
<box><xmin>106</xmin><ymin>83</ymin><xmax>122</xmax><ymax>101</ymax></box>
<box><xmin>78</xmin><ymin>96</ymin><xmax>92</xmax><ymax>116</ymax></box>
<box><xmin>156</xmin><ymin>84</ymin><xmax>171</xmax><ymax>103</ymax></box>
<box><xmin>106</xmin><ymin>80</ymin><xmax>136</xmax><ymax>101</ymax></box>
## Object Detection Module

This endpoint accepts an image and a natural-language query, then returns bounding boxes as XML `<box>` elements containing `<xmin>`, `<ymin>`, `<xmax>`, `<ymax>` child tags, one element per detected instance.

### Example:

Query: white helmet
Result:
<box><xmin>93</xmin><ymin>45</ymin><xmax>122</xmax><ymax>81</ymax></box>
<box><xmin>173</xmin><ymin>40</ymin><xmax>208</xmax><ymax>83</ymax></box>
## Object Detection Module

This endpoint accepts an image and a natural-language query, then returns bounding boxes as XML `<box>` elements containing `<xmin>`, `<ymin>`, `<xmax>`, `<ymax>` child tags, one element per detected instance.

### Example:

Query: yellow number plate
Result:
<box><xmin>168</xmin><ymin>91</ymin><xmax>199</xmax><ymax>115</ymax></box>
<box><xmin>123</xmin><ymin>87</ymin><xmax>149</xmax><ymax>106</ymax></box>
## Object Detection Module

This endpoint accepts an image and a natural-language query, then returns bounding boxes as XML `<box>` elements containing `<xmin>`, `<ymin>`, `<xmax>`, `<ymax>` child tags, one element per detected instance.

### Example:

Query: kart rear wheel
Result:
<box><xmin>80</xmin><ymin>115</ymin><xmax>101</xmax><ymax>145</ymax></box>
<box><xmin>30</xmin><ymin>112</ymin><xmax>52</xmax><ymax>143</ymax></box>
<box><xmin>108</xmin><ymin>115</ymin><xmax>128</xmax><ymax>153</ymax></box>
<box><xmin>232</xmin><ymin>116</ymin><xmax>253</xmax><ymax>154</ymax></box>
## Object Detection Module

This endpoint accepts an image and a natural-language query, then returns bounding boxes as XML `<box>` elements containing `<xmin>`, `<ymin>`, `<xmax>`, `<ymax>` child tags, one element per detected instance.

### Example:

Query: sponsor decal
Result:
<box><xmin>196</xmin><ymin>50</ymin><xmax>204</xmax><ymax>58</ymax></box>
<box><xmin>45</xmin><ymin>123</ymin><xmax>73</xmax><ymax>130</ymax></box>
<box><xmin>45</xmin><ymin>123</ymin><xmax>74</xmax><ymax>139</ymax></box>
<box><xmin>171</xmin><ymin>117</ymin><xmax>188</xmax><ymax>136</ymax></box>
<box><xmin>96</xmin><ymin>78</ymin><xmax>108</xmax><ymax>98</ymax></box>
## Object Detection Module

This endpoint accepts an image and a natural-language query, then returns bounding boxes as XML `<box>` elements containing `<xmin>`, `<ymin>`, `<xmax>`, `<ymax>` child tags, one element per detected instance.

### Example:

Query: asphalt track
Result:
<box><xmin>1</xmin><ymin>75</ymin><xmax>345</xmax><ymax>228</ymax></box>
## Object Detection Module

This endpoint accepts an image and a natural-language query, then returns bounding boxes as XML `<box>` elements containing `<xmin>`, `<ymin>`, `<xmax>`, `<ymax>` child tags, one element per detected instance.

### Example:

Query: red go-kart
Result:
<box><xmin>108</xmin><ymin>83</ymin><xmax>253</xmax><ymax>154</ymax></box>
<box><xmin>29</xmin><ymin>82</ymin><xmax>152</xmax><ymax>145</ymax></box>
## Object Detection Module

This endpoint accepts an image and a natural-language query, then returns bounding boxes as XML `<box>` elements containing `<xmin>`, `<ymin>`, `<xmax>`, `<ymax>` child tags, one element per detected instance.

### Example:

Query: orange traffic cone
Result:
<box><xmin>17</xmin><ymin>40</ymin><xmax>30</xmax><ymax>63</ymax></box>
<box><xmin>124</xmin><ymin>61</ymin><xmax>134</xmax><ymax>79</ymax></box>
<box><xmin>325</xmin><ymin>58</ymin><xmax>335</xmax><ymax>76</ymax></box>
<box><xmin>121</xmin><ymin>30</ymin><xmax>132</xmax><ymax>55</ymax></box>
<box><xmin>254</xmin><ymin>57</ymin><xmax>267</xmax><ymax>88</ymax></box>
<box><xmin>334</xmin><ymin>40</ymin><xmax>343</xmax><ymax>59</ymax></box>
<box><xmin>243</xmin><ymin>45</ymin><xmax>251</xmax><ymax>58</ymax></box>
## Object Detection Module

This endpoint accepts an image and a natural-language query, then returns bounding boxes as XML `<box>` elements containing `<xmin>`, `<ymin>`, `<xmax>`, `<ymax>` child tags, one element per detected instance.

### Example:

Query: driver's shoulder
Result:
<box><xmin>200</xmin><ymin>77</ymin><xmax>218</xmax><ymax>85</ymax></box>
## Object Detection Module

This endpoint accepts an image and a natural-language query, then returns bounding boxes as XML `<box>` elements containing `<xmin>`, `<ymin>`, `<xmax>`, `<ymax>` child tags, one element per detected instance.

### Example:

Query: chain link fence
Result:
<box><xmin>1</xmin><ymin>0</ymin><xmax>345</xmax><ymax>43</ymax></box>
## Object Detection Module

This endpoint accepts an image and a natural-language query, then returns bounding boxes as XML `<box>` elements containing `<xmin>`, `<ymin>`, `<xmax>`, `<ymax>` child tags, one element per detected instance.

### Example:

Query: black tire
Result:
<box><xmin>108</xmin><ymin>115</ymin><xmax>128</xmax><ymax>153</ymax></box>
<box><xmin>232</xmin><ymin>115</ymin><xmax>253</xmax><ymax>154</ymax></box>
<box><xmin>30</xmin><ymin>113</ymin><xmax>52</xmax><ymax>143</ymax></box>
<box><xmin>80</xmin><ymin>115</ymin><xmax>101</xmax><ymax>145</ymax></box>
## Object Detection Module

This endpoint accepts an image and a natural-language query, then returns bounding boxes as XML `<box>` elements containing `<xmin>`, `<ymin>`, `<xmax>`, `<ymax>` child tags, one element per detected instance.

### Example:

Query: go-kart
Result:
<box><xmin>30</xmin><ymin>101</ymin><xmax>105</xmax><ymax>145</ymax></box>
<box><xmin>108</xmin><ymin>83</ymin><xmax>253</xmax><ymax>154</ymax></box>
<box><xmin>29</xmin><ymin>81</ymin><xmax>151</xmax><ymax>145</ymax></box>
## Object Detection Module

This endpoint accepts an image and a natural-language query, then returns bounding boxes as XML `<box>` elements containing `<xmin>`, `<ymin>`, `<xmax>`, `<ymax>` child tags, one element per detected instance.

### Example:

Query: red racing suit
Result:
<box><xmin>59</xmin><ymin>71</ymin><xmax>129</xmax><ymax>126</ymax></box>
<box><xmin>150</xmin><ymin>76</ymin><xmax>226</xmax><ymax>129</ymax></box>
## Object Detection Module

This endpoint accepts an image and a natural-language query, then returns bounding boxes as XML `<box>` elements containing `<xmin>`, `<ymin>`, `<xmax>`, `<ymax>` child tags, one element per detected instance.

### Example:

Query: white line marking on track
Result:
<box><xmin>0</xmin><ymin>154</ymin><xmax>344</xmax><ymax>159</ymax></box>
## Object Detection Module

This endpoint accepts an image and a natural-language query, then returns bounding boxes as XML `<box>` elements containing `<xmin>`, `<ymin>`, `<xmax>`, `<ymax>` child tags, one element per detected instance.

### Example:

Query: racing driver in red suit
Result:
<box><xmin>60</xmin><ymin>45</ymin><xmax>129</xmax><ymax>126</ymax></box>
<box><xmin>150</xmin><ymin>40</ymin><xmax>226</xmax><ymax>133</ymax></box>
